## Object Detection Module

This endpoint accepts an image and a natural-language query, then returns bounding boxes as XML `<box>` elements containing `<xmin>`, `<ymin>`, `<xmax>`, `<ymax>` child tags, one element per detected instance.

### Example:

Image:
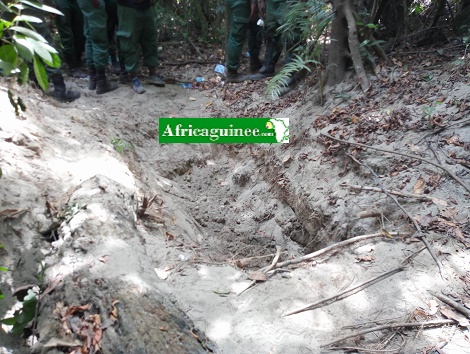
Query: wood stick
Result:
<box><xmin>285</xmin><ymin>267</ymin><xmax>405</xmax><ymax>316</ymax></box>
<box><xmin>263</xmin><ymin>246</ymin><xmax>282</xmax><ymax>273</ymax></box>
<box><xmin>344</xmin><ymin>184</ymin><xmax>439</xmax><ymax>202</ymax></box>
<box><xmin>320</xmin><ymin>133</ymin><xmax>470</xmax><ymax>194</ymax></box>
<box><xmin>323</xmin><ymin>346</ymin><xmax>401</xmax><ymax>353</ymax></box>
<box><xmin>321</xmin><ymin>319</ymin><xmax>456</xmax><ymax>348</ymax></box>
<box><xmin>284</xmin><ymin>247</ymin><xmax>425</xmax><ymax>317</ymax></box>
<box><xmin>260</xmin><ymin>231</ymin><xmax>403</xmax><ymax>272</ymax></box>
<box><xmin>430</xmin><ymin>291</ymin><xmax>470</xmax><ymax>318</ymax></box>
<box><xmin>345</xmin><ymin>152</ymin><xmax>444</xmax><ymax>279</ymax></box>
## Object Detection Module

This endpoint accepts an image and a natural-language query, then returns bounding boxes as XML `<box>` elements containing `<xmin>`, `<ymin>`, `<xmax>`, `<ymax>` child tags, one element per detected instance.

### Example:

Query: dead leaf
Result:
<box><xmin>413</xmin><ymin>214</ymin><xmax>434</xmax><ymax>227</ymax></box>
<box><xmin>454</xmin><ymin>227</ymin><xmax>466</xmax><ymax>243</ymax></box>
<box><xmin>165</xmin><ymin>231</ymin><xmax>175</xmax><ymax>240</ymax></box>
<box><xmin>355</xmin><ymin>255</ymin><xmax>375</xmax><ymax>262</ymax></box>
<box><xmin>109</xmin><ymin>300</ymin><xmax>119</xmax><ymax>321</ymax></box>
<box><xmin>440</xmin><ymin>306</ymin><xmax>470</xmax><ymax>326</ymax></box>
<box><xmin>380</xmin><ymin>228</ymin><xmax>393</xmax><ymax>238</ymax></box>
<box><xmin>248</xmin><ymin>271</ymin><xmax>267</xmax><ymax>282</ymax></box>
<box><xmin>98</xmin><ymin>255</ymin><xmax>110</xmax><ymax>263</ymax></box>
<box><xmin>0</xmin><ymin>208</ymin><xmax>28</xmax><ymax>219</ymax></box>
<box><xmin>413</xmin><ymin>177</ymin><xmax>425</xmax><ymax>194</ymax></box>
<box><xmin>159</xmin><ymin>326</ymin><xmax>169</xmax><ymax>331</ymax></box>
<box><xmin>432</xmin><ymin>198</ymin><xmax>448</xmax><ymax>206</ymax></box>
<box><xmin>64</xmin><ymin>304</ymin><xmax>92</xmax><ymax>317</ymax></box>
<box><xmin>427</xmin><ymin>299</ymin><xmax>439</xmax><ymax>315</ymax></box>
<box><xmin>351</xmin><ymin>115</ymin><xmax>359</xmax><ymax>124</ymax></box>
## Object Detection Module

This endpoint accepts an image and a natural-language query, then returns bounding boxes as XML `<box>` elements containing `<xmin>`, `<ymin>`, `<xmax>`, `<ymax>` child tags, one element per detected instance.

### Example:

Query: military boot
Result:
<box><xmin>96</xmin><ymin>68</ymin><xmax>118</xmax><ymax>95</ymax></box>
<box><xmin>88</xmin><ymin>67</ymin><xmax>97</xmax><ymax>90</ymax></box>
<box><xmin>250</xmin><ymin>57</ymin><xmax>263</xmax><ymax>73</ymax></box>
<box><xmin>226</xmin><ymin>68</ymin><xmax>264</xmax><ymax>83</ymax></box>
<box><xmin>51</xmin><ymin>74</ymin><xmax>80</xmax><ymax>103</ymax></box>
<box><xmin>259</xmin><ymin>38</ymin><xmax>281</xmax><ymax>77</ymax></box>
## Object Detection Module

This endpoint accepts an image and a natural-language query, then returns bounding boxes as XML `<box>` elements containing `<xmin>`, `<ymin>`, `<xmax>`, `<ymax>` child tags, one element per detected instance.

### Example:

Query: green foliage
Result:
<box><xmin>266</xmin><ymin>55</ymin><xmax>317</xmax><ymax>99</ymax></box>
<box><xmin>0</xmin><ymin>289</ymin><xmax>38</xmax><ymax>335</ymax></box>
<box><xmin>7</xmin><ymin>89</ymin><xmax>26</xmax><ymax>115</ymax></box>
<box><xmin>111</xmin><ymin>138</ymin><xmax>132</xmax><ymax>154</ymax></box>
<box><xmin>0</xmin><ymin>0</ymin><xmax>63</xmax><ymax>91</ymax></box>
<box><xmin>265</xmin><ymin>0</ymin><xmax>332</xmax><ymax>98</ymax></box>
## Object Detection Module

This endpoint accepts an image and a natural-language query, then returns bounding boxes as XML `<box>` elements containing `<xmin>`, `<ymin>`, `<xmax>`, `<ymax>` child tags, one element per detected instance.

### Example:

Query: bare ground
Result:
<box><xmin>1</xmin><ymin>42</ymin><xmax>470</xmax><ymax>354</ymax></box>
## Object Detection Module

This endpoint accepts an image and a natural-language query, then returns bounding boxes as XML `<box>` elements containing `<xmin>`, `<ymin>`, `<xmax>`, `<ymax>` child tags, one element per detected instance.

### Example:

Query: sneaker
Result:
<box><xmin>132</xmin><ymin>77</ymin><xmax>146</xmax><ymax>94</ymax></box>
<box><xmin>147</xmin><ymin>74</ymin><xmax>165</xmax><ymax>87</ymax></box>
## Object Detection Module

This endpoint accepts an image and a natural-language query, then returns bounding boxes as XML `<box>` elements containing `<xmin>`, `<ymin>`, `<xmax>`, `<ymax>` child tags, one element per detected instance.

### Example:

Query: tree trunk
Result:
<box><xmin>327</xmin><ymin>0</ymin><xmax>349</xmax><ymax>86</ymax></box>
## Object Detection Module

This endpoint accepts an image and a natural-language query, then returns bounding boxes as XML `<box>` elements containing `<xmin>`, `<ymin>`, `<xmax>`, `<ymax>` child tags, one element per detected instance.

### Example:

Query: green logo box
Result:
<box><xmin>159</xmin><ymin>118</ymin><xmax>289</xmax><ymax>144</ymax></box>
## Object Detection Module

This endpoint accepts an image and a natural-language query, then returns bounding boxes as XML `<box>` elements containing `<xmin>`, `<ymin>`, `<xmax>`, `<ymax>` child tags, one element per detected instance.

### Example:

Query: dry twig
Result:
<box><xmin>344</xmin><ymin>184</ymin><xmax>441</xmax><ymax>203</ymax></box>
<box><xmin>320</xmin><ymin>133</ymin><xmax>470</xmax><ymax>194</ymax></box>
<box><xmin>344</xmin><ymin>152</ymin><xmax>444</xmax><ymax>279</ymax></box>
<box><xmin>284</xmin><ymin>247</ymin><xmax>425</xmax><ymax>316</ymax></box>
<box><xmin>259</xmin><ymin>231</ymin><xmax>403</xmax><ymax>272</ymax></box>
<box><xmin>321</xmin><ymin>319</ymin><xmax>456</xmax><ymax>348</ymax></box>
<box><xmin>430</xmin><ymin>291</ymin><xmax>470</xmax><ymax>318</ymax></box>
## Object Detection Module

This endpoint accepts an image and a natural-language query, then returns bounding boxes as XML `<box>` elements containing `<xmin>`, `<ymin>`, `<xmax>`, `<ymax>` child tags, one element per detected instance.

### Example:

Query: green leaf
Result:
<box><xmin>0</xmin><ymin>44</ymin><xmax>18</xmax><ymax>69</ymax></box>
<box><xmin>18</xmin><ymin>61</ymin><xmax>29</xmax><ymax>84</ymax></box>
<box><xmin>0</xmin><ymin>266</ymin><xmax>9</xmax><ymax>272</ymax></box>
<box><xmin>13</xmin><ymin>36</ymin><xmax>34</xmax><ymax>61</ymax></box>
<box><xmin>30</xmin><ymin>40</ymin><xmax>52</xmax><ymax>64</ymax></box>
<box><xmin>365</xmin><ymin>23</ymin><xmax>378</xmax><ymax>29</ymax></box>
<box><xmin>9</xmin><ymin>26</ymin><xmax>47</xmax><ymax>42</ymax></box>
<box><xmin>0</xmin><ymin>60</ymin><xmax>16</xmax><ymax>75</ymax></box>
<box><xmin>20</xmin><ymin>0</ymin><xmax>64</xmax><ymax>16</ymax></box>
<box><xmin>49</xmin><ymin>52</ymin><xmax>61</xmax><ymax>68</ymax></box>
<box><xmin>12</xmin><ymin>14</ymin><xmax>43</xmax><ymax>23</ymax></box>
<box><xmin>0</xmin><ymin>317</ymin><xmax>17</xmax><ymax>326</ymax></box>
<box><xmin>0</xmin><ymin>0</ymin><xmax>12</xmax><ymax>12</ymax></box>
<box><xmin>33</xmin><ymin>54</ymin><xmax>48</xmax><ymax>91</ymax></box>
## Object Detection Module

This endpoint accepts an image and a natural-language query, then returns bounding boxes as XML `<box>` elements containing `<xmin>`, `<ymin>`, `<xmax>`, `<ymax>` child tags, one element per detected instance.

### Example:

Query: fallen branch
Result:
<box><xmin>417</xmin><ymin>117</ymin><xmax>470</xmax><ymax>144</ymax></box>
<box><xmin>430</xmin><ymin>291</ymin><xmax>470</xmax><ymax>318</ymax></box>
<box><xmin>260</xmin><ymin>231</ymin><xmax>404</xmax><ymax>272</ymax></box>
<box><xmin>284</xmin><ymin>247</ymin><xmax>425</xmax><ymax>316</ymax></box>
<box><xmin>345</xmin><ymin>152</ymin><xmax>444</xmax><ymax>279</ymax></box>
<box><xmin>321</xmin><ymin>319</ymin><xmax>456</xmax><ymax>348</ymax></box>
<box><xmin>320</xmin><ymin>133</ymin><xmax>470</xmax><ymax>194</ymax></box>
<box><xmin>344</xmin><ymin>184</ymin><xmax>439</xmax><ymax>202</ymax></box>
<box><xmin>237</xmin><ymin>246</ymin><xmax>282</xmax><ymax>296</ymax></box>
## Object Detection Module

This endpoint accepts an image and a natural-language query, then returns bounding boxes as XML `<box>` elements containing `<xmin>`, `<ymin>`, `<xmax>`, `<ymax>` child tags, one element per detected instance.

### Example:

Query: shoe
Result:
<box><xmin>96</xmin><ymin>69</ymin><xmax>118</xmax><ymax>95</ymax></box>
<box><xmin>54</xmin><ymin>89</ymin><xmax>81</xmax><ymax>102</ymax></box>
<box><xmin>88</xmin><ymin>67</ymin><xmax>97</xmax><ymax>90</ymax></box>
<box><xmin>226</xmin><ymin>69</ymin><xmax>264</xmax><ymax>83</ymax></box>
<box><xmin>119</xmin><ymin>72</ymin><xmax>130</xmax><ymax>84</ymax></box>
<box><xmin>259</xmin><ymin>65</ymin><xmax>275</xmax><ymax>77</ymax></box>
<box><xmin>69</xmin><ymin>68</ymin><xmax>88</xmax><ymax>79</ymax></box>
<box><xmin>132</xmin><ymin>77</ymin><xmax>146</xmax><ymax>94</ymax></box>
<box><xmin>147</xmin><ymin>74</ymin><xmax>165</xmax><ymax>87</ymax></box>
<box><xmin>111</xmin><ymin>61</ymin><xmax>121</xmax><ymax>74</ymax></box>
<box><xmin>51</xmin><ymin>74</ymin><xmax>80</xmax><ymax>102</ymax></box>
<box><xmin>250</xmin><ymin>58</ymin><xmax>262</xmax><ymax>73</ymax></box>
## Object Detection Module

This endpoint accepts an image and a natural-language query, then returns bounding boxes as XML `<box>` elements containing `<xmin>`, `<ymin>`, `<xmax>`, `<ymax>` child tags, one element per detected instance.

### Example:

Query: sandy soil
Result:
<box><xmin>1</xmin><ymin>44</ymin><xmax>470</xmax><ymax>354</ymax></box>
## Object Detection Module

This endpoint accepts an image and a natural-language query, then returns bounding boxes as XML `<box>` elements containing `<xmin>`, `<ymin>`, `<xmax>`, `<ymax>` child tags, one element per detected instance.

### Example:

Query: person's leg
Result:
<box><xmin>260</xmin><ymin>0</ymin><xmax>284</xmax><ymax>76</ymax></box>
<box><xmin>140</xmin><ymin>8</ymin><xmax>165</xmax><ymax>87</ymax></box>
<box><xmin>226</xmin><ymin>0</ymin><xmax>250</xmax><ymax>73</ymax></box>
<box><xmin>77</xmin><ymin>0</ymin><xmax>117</xmax><ymax>93</ymax></box>
<box><xmin>248</xmin><ymin>19</ymin><xmax>262</xmax><ymax>73</ymax></box>
<box><xmin>117</xmin><ymin>6</ymin><xmax>145</xmax><ymax>93</ymax></box>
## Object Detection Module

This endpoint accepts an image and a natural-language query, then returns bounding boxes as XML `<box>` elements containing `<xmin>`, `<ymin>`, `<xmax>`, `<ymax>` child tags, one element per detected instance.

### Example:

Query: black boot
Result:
<box><xmin>88</xmin><ymin>67</ymin><xmax>97</xmax><ymax>90</ymax></box>
<box><xmin>96</xmin><ymin>68</ymin><xmax>118</xmax><ymax>95</ymax></box>
<box><xmin>51</xmin><ymin>74</ymin><xmax>80</xmax><ymax>103</ymax></box>
<box><xmin>250</xmin><ymin>57</ymin><xmax>263</xmax><ymax>73</ymax></box>
<box><xmin>226</xmin><ymin>68</ymin><xmax>264</xmax><ymax>83</ymax></box>
<box><xmin>259</xmin><ymin>37</ymin><xmax>281</xmax><ymax>77</ymax></box>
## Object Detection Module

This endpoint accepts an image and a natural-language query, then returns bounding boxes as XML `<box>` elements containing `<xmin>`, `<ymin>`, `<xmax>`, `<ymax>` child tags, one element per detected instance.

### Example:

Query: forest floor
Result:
<box><xmin>1</xmin><ymin>41</ymin><xmax>470</xmax><ymax>354</ymax></box>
